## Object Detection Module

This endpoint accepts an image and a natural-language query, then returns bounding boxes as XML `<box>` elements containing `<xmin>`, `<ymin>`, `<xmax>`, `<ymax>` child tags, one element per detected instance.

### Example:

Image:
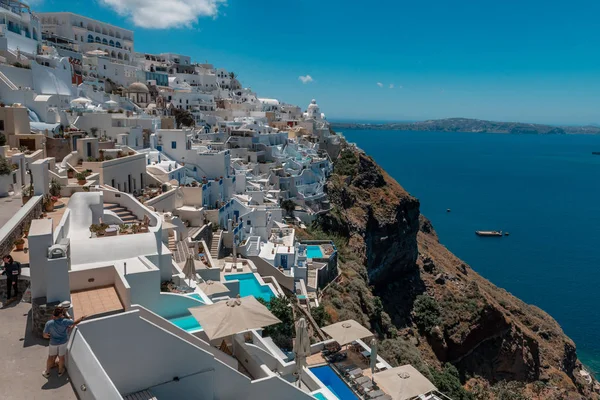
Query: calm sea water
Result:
<box><xmin>341</xmin><ymin>129</ymin><xmax>600</xmax><ymax>374</ymax></box>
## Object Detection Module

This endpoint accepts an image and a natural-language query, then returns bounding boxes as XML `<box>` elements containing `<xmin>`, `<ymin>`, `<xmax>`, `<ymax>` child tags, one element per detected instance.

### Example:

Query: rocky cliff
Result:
<box><xmin>310</xmin><ymin>144</ymin><xmax>599</xmax><ymax>399</ymax></box>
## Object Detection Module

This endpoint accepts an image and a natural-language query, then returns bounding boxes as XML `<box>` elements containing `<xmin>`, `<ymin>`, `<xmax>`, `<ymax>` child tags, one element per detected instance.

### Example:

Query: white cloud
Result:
<box><xmin>99</xmin><ymin>0</ymin><xmax>226</xmax><ymax>29</ymax></box>
<box><xmin>299</xmin><ymin>75</ymin><xmax>314</xmax><ymax>84</ymax></box>
<box><xmin>389</xmin><ymin>84</ymin><xmax>394</xmax><ymax>89</ymax></box>
<box><xmin>376</xmin><ymin>82</ymin><xmax>384</xmax><ymax>87</ymax></box>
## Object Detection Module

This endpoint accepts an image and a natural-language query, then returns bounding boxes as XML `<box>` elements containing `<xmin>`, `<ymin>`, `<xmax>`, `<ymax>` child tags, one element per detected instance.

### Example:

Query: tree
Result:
<box><xmin>258</xmin><ymin>296</ymin><xmax>294</xmax><ymax>350</ymax></box>
<box><xmin>281</xmin><ymin>199</ymin><xmax>296</xmax><ymax>217</ymax></box>
<box><xmin>0</xmin><ymin>132</ymin><xmax>6</xmax><ymax>146</ymax></box>
<box><xmin>90</xmin><ymin>127</ymin><xmax>99</xmax><ymax>137</ymax></box>
<box><xmin>172</xmin><ymin>108</ymin><xmax>195</xmax><ymax>128</ymax></box>
<box><xmin>311</xmin><ymin>304</ymin><xmax>330</xmax><ymax>327</ymax></box>
<box><xmin>413</xmin><ymin>294</ymin><xmax>441</xmax><ymax>333</ymax></box>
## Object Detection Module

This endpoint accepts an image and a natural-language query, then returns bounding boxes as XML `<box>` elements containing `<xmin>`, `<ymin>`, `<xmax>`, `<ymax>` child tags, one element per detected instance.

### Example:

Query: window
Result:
<box><xmin>171</xmin><ymin>141</ymin><xmax>176</xmax><ymax>149</ymax></box>
<box><xmin>103</xmin><ymin>65</ymin><xmax>106</xmax><ymax>70</ymax></box>
<box><xmin>0</xmin><ymin>120</ymin><xmax>4</xmax><ymax>131</ymax></box>
<box><xmin>87</xmin><ymin>34</ymin><xmax>93</xmax><ymax>43</ymax></box>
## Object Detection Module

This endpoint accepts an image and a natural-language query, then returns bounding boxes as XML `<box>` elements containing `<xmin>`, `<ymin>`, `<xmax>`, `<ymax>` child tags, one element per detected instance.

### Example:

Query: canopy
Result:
<box><xmin>182</xmin><ymin>254</ymin><xmax>197</xmax><ymax>286</ymax></box>
<box><xmin>86</xmin><ymin>49</ymin><xmax>108</xmax><ymax>56</ymax></box>
<box><xmin>321</xmin><ymin>319</ymin><xmax>372</xmax><ymax>345</ymax></box>
<box><xmin>294</xmin><ymin>318</ymin><xmax>311</xmax><ymax>387</ymax></box>
<box><xmin>70</xmin><ymin>97</ymin><xmax>93</xmax><ymax>105</ymax></box>
<box><xmin>188</xmin><ymin>296</ymin><xmax>281</xmax><ymax>341</ymax></box>
<box><xmin>373</xmin><ymin>365</ymin><xmax>437</xmax><ymax>400</ymax></box>
<box><xmin>198</xmin><ymin>280</ymin><xmax>229</xmax><ymax>296</ymax></box>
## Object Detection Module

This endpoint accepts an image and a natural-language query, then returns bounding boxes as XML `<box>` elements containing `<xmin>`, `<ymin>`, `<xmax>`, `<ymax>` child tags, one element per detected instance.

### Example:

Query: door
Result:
<box><xmin>280</xmin><ymin>255</ymin><xmax>288</xmax><ymax>269</ymax></box>
<box><xmin>19</xmin><ymin>139</ymin><xmax>36</xmax><ymax>151</ymax></box>
<box><xmin>86</xmin><ymin>142</ymin><xmax>92</xmax><ymax>157</ymax></box>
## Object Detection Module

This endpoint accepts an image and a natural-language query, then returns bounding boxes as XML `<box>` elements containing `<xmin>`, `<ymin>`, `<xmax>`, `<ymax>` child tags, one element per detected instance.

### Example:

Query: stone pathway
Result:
<box><xmin>0</xmin><ymin>300</ymin><xmax>76</xmax><ymax>400</ymax></box>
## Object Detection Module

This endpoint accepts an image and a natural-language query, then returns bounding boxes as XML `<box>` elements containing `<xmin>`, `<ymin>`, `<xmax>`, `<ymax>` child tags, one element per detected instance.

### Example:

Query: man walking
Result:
<box><xmin>42</xmin><ymin>308</ymin><xmax>86</xmax><ymax>378</ymax></box>
<box><xmin>2</xmin><ymin>255</ymin><xmax>21</xmax><ymax>301</ymax></box>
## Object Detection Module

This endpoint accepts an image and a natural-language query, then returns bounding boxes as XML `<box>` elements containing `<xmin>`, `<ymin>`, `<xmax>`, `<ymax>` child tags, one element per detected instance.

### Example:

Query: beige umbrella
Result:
<box><xmin>294</xmin><ymin>318</ymin><xmax>311</xmax><ymax>387</ymax></box>
<box><xmin>70</xmin><ymin>97</ymin><xmax>93</xmax><ymax>105</ymax></box>
<box><xmin>373</xmin><ymin>365</ymin><xmax>437</xmax><ymax>400</ymax></box>
<box><xmin>182</xmin><ymin>254</ymin><xmax>197</xmax><ymax>286</ymax></box>
<box><xmin>198</xmin><ymin>280</ymin><xmax>229</xmax><ymax>296</ymax></box>
<box><xmin>321</xmin><ymin>319</ymin><xmax>373</xmax><ymax>345</ymax></box>
<box><xmin>188</xmin><ymin>296</ymin><xmax>281</xmax><ymax>341</ymax></box>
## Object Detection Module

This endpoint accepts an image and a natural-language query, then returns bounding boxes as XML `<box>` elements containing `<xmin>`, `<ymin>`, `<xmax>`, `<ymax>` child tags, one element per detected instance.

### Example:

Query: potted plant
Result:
<box><xmin>14</xmin><ymin>238</ymin><xmax>25</xmax><ymax>251</ymax></box>
<box><xmin>43</xmin><ymin>194</ymin><xmax>54</xmax><ymax>212</ymax></box>
<box><xmin>23</xmin><ymin>222</ymin><xmax>30</xmax><ymax>238</ymax></box>
<box><xmin>76</xmin><ymin>172</ymin><xmax>87</xmax><ymax>185</ymax></box>
<box><xmin>22</xmin><ymin>184</ymin><xmax>33</xmax><ymax>205</ymax></box>
<box><xmin>67</xmin><ymin>167</ymin><xmax>74</xmax><ymax>179</ymax></box>
<box><xmin>119</xmin><ymin>224</ymin><xmax>129</xmax><ymax>235</ymax></box>
<box><xmin>50</xmin><ymin>179</ymin><xmax>61</xmax><ymax>197</ymax></box>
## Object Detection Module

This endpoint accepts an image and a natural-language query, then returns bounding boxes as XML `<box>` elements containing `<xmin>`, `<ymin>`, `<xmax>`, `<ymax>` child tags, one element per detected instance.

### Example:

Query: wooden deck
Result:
<box><xmin>71</xmin><ymin>285</ymin><xmax>124</xmax><ymax>318</ymax></box>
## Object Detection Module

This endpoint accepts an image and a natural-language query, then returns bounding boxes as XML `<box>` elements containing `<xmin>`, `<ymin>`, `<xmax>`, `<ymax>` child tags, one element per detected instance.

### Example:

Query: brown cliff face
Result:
<box><xmin>315</xmin><ymin>146</ymin><xmax>599</xmax><ymax>400</ymax></box>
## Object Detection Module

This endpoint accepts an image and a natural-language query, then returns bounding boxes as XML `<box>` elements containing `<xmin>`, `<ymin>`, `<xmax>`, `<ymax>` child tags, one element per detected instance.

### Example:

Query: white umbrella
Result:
<box><xmin>70</xmin><ymin>97</ymin><xmax>93</xmax><ymax>106</ymax></box>
<box><xmin>188</xmin><ymin>296</ymin><xmax>281</xmax><ymax>341</ymax></box>
<box><xmin>182</xmin><ymin>254</ymin><xmax>196</xmax><ymax>286</ymax></box>
<box><xmin>370</xmin><ymin>337</ymin><xmax>378</xmax><ymax>382</ymax></box>
<box><xmin>105</xmin><ymin>100</ymin><xmax>118</xmax><ymax>108</ymax></box>
<box><xmin>294</xmin><ymin>318</ymin><xmax>311</xmax><ymax>387</ymax></box>
<box><xmin>86</xmin><ymin>49</ymin><xmax>108</xmax><ymax>56</ymax></box>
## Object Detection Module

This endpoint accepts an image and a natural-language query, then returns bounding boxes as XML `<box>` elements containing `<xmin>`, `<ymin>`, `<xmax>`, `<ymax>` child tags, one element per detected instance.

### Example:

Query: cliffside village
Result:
<box><xmin>0</xmin><ymin>3</ymin><xmax>451</xmax><ymax>399</ymax></box>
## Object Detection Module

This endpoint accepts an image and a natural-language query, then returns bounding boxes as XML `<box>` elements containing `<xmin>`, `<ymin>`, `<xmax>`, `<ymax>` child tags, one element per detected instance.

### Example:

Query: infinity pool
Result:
<box><xmin>224</xmin><ymin>273</ymin><xmax>274</xmax><ymax>302</ymax></box>
<box><xmin>168</xmin><ymin>314</ymin><xmax>202</xmax><ymax>332</ymax></box>
<box><xmin>310</xmin><ymin>366</ymin><xmax>358</xmax><ymax>400</ymax></box>
<box><xmin>306</xmin><ymin>245</ymin><xmax>324</xmax><ymax>259</ymax></box>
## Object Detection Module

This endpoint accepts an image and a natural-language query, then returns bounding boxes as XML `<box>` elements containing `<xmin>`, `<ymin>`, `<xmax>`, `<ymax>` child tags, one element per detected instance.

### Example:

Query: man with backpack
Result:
<box><xmin>2</xmin><ymin>255</ymin><xmax>21</xmax><ymax>300</ymax></box>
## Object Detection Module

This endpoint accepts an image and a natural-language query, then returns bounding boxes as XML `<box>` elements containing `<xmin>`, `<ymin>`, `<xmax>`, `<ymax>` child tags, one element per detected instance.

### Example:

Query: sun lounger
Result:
<box><xmin>372</xmin><ymin>395</ymin><xmax>391</xmax><ymax>400</ymax></box>
<box><xmin>236</xmin><ymin>264</ymin><xmax>244</xmax><ymax>272</ymax></box>
<box><xmin>360</xmin><ymin>382</ymin><xmax>374</xmax><ymax>392</ymax></box>
<box><xmin>224</xmin><ymin>263</ymin><xmax>232</xmax><ymax>272</ymax></box>
<box><xmin>341</xmin><ymin>364</ymin><xmax>358</xmax><ymax>372</ymax></box>
<box><xmin>361</xmin><ymin>350</ymin><xmax>371</xmax><ymax>358</ymax></box>
<box><xmin>367</xmin><ymin>390</ymin><xmax>384</xmax><ymax>398</ymax></box>
<box><xmin>354</xmin><ymin>376</ymin><xmax>370</xmax><ymax>384</ymax></box>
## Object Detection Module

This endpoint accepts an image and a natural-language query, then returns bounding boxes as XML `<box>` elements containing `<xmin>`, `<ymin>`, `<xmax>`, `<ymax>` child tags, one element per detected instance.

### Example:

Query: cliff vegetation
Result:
<box><xmin>302</xmin><ymin>142</ymin><xmax>600</xmax><ymax>400</ymax></box>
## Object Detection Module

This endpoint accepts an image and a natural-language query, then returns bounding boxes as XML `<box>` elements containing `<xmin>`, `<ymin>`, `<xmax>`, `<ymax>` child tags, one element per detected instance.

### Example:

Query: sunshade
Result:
<box><xmin>294</xmin><ymin>318</ymin><xmax>311</xmax><ymax>387</ymax></box>
<box><xmin>182</xmin><ymin>254</ymin><xmax>197</xmax><ymax>286</ymax></box>
<box><xmin>373</xmin><ymin>365</ymin><xmax>437</xmax><ymax>400</ymax></box>
<box><xmin>198</xmin><ymin>280</ymin><xmax>229</xmax><ymax>296</ymax></box>
<box><xmin>321</xmin><ymin>319</ymin><xmax>372</xmax><ymax>345</ymax></box>
<box><xmin>370</xmin><ymin>338</ymin><xmax>378</xmax><ymax>381</ymax></box>
<box><xmin>188</xmin><ymin>296</ymin><xmax>281</xmax><ymax>341</ymax></box>
<box><xmin>86</xmin><ymin>49</ymin><xmax>108</xmax><ymax>56</ymax></box>
<box><xmin>70</xmin><ymin>97</ymin><xmax>92</xmax><ymax>105</ymax></box>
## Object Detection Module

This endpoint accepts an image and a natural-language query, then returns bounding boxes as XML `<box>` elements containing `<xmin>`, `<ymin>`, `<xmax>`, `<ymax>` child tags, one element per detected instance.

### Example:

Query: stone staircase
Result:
<box><xmin>307</xmin><ymin>268</ymin><xmax>318</xmax><ymax>291</ymax></box>
<box><xmin>103</xmin><ymin>203</ymin><xmax>138</xmax><ymax>224</ymax></box>
<box><xmin>210</xmin><ymin>229</ymin><xmax>222</xmax><ymax>259</ymax></box>
<box><xmin>168</xmin><ymin>235</ymin><xmax>177</xmax><ymax>253</ymax></box>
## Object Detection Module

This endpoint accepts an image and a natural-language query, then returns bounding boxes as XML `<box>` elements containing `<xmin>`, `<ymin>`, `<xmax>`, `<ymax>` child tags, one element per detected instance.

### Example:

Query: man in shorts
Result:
<box><xmin>42</xmin><ymin>308</ymin><xmax>86</xmax><ymax>378</ymax></box>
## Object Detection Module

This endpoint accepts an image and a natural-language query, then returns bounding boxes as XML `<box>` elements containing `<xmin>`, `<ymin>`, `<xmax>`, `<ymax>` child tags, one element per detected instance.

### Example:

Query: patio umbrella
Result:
<box><xmin>294</xmin><ymin>318</ymin><xmax>311</xmax><ymax>387</ymax></box>
<box><xmin>182</xmin><ymin>254</ymin><xmax>197</xmax><ymax>286</ymax></box>
<box><xmin>105</xmin><ymin>100</ymin><xmax>118</xmax><ymax>108</ymax></box>
<box><xmin>86</xmin><ymin>49</ymin><xmax>108</xmax><ymax>56</ymax></box>
<box><xmin>321</xmin><ymin>319</ymin><xmax>373</xmax><ymax>346</ymax></box>
<box><xmin>70</xmin><ymin>97</ymin><xmax>93</xmax><ymax>105</ymax></box>
<box><xmin>370</xmin><ymin>338</ymin><xmax>378</xmax><ymax>382</ymax></box>
<box><xmin>198</xmin><ymin>280</ymin><xmax>229</xmax><ymax>296</ymax></box>
<box><xmin>188</xmin><ymin>296</ymin><xmax>281</xmax><ymax>341</ymax></box>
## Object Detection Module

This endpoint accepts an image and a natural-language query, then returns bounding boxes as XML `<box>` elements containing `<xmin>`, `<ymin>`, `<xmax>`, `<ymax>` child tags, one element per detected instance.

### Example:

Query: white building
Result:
<box><xmin>39</xmin><ymin>12</ymin><xmax>134</xmax><ymax>63</ymax></box>
<box><xmin>0</xmin><ymin>0</ymin><xmax>41</xmax><ymax>55</ymax></box>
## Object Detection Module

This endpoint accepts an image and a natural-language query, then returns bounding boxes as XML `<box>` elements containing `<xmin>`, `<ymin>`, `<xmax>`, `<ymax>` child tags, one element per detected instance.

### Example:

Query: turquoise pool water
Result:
<box><xmin>224</xmin><ymin>273</ymin><xmax>274</xmax><ymax>302</ymax></box>
<box><xmin>313</xmin><ymin>393</ymin><xmax>328</xmax><ymax>400</ymax></box>
<box><xmin>310</xmin><ymin>366</ymin><xmax>358</xmax><ymax>400</ymax></box>
<box><xmin>168</xmin><ymin>314</ymin><xmax>202</xmax><ymax>332</ymax></box>
<box><xmin>187</xmin><ymin>293</ymin><xmax>204</xmax><ymax>302</ymax></box>
<box><xmin>306</xmin><ymin>245</ymin><xmax>324</xmax><ymax>259</ymax></box>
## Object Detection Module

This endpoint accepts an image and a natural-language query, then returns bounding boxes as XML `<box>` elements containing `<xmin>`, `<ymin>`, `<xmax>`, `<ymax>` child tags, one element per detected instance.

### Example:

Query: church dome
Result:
<box><xmin>128</xmin><ymin>82</ymin><xmax>149</xmax><ymax>93</ymax></box>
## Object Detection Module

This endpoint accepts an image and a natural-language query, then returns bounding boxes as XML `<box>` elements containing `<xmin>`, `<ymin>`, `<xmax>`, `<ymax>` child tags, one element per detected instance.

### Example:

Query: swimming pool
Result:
<box><xmin>168</xmin><ymin>314</ymin><xmax>202</xmax><ymax>332</ymax></box>
<box><xmin>313</xmin><ymin>393</ymin><xmax>328</xmax><ymax>400</ymax></box>
<box><xmin>187</xmin><ymin>293</ymin><xmax>204</xmax><ymax>302</ymax></box>
<box><xmin>306</xmin><ymin>245</ymin><xmax>324</xmax><ymax>259</ymax></box>
<box><xmin>310</xmin><ymin>366</ymin><xmax>358</xmax><ymax>400</ymax></box>
<box><xmin>224</xmin><ymin>273</ymin><xmax>274</xmax><ymax>302</ymax></box>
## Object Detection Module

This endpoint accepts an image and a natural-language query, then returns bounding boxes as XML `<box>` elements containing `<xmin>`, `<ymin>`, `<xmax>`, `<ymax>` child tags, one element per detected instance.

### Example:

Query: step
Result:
<box><xmin>103</xmin><ymin>203</ymin><xmax>120</xmax><ymax>209</ymax></box>
<box><xmin>115</xmin><ymin>210</ymin><xmax>133</xmax><ymax>216</ymax></box>
<box><xmin>120</xmin><ymin>216</ymin><xmax>137</xmax><ymax>222</ymax></box>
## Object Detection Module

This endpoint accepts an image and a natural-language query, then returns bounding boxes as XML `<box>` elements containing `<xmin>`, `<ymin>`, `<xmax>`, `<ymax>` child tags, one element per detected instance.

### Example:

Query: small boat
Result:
<box><xmin>504</xmin><ymin>232</ymin><xmax>510</xmax><ymax>236</ymax></box>
<box><xmin>475</xmin><ymin>230</ymin><xmax>503</xmax><ymax>237</ymax></box>
<box><xmin>593</xmin><ymin>152</ymin><xmax>600</xmax><ymax>156</ymax></box>
<box><xmin>447</xmin><ymin>208</ymin><xmax>451</xmax><ymax>213</ymax></box>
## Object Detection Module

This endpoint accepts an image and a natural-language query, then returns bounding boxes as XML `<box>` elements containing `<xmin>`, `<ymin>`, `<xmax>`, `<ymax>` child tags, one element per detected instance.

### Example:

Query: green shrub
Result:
<box><xmin>50</xmin><ymin>179</ymin><xmax>62</xmax><ymax>196</ymax></box>
<box><xmin>311</xmin><ymin>305</ymin><xmax>330</xmax><ymax>327</ymax></box>
<box><xmin>0</xmin><ymin>132</ymin><xmax>6</xmax><ymax>146</ymax></box>
<box><xmin>413</xmin><ymin>295</ymin><xmax>441</xmax><ymax>333</ymax></box>
<box><xmin>75</xmin><ymin>172</ymin><xmax>87</xmax><ymax>181</ymax></box>
<box><xmin>0</xmin><ymin>156</ymin><xmax>11</xmax><ymax>176</ymax></box>
<box><xmin>257</xmin><ymin>296</ymin><xmax>294</xmax><ymax>350</ymax></box>
<box><xmin>334</xmin><ymin>149</ymin><xmax>359</xmax><ymax>177</ymax></box>
<box><xmin>379</xmin><ymin>337</ymin><xmax>432</xmax><ymax>379</ymax></box>
<box><xmin>430</xmin><ymin>364</ymin><xmax>474</xmax><ymax>400</ymax></box>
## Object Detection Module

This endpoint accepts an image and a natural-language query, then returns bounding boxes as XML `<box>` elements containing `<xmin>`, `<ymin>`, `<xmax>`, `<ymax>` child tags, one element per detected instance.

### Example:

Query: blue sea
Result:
<box><xmin>341</xmin><ymin>129</ymin><xmax>600</xmax><ymax>374</ymax></box>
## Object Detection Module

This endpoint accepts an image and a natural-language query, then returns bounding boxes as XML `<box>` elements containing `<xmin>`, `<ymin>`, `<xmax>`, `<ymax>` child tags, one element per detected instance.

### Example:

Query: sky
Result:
<box><xmin>31</xmin><ymin>0</ymin><xmax>600</xmax><ymax>124</ymax></box>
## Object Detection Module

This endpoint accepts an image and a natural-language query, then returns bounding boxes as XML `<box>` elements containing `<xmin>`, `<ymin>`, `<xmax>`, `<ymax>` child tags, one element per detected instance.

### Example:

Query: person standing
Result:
<box><xmin>2</xmin><ymin>255</ymin><xmax>21</xmax><ymax>300</ymax></box>
<box><xmin>42</xmin><ymin>308</ymin><xmax>86</xmax><ymax>378</ymax></box>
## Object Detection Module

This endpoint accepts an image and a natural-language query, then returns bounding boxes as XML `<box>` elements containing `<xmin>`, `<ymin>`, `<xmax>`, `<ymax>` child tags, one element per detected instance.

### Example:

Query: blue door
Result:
<box><xmin>281</xmin><ymin>255</ymin><xmax>288</xmax><ymax>269</ymax></box>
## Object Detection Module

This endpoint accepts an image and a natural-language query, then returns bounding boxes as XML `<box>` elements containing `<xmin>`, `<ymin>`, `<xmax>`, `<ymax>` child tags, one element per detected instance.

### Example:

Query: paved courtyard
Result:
<box><xmin>0</xmin><ymin>194</ymin><xmax>23</xmax><ymax>229</ymax></box>
<box><xmin>0</xmin><ymin>300</ymin><xmax>77</xmax><ymax>400</ymax></box>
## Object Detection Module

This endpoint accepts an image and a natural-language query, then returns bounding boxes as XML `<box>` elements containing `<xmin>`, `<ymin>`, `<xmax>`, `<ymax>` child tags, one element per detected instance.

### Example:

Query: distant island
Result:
<box><xmin>332</xmin><ymin>117</ymin><xmax>600</xmax><ymax>135</ymax></box>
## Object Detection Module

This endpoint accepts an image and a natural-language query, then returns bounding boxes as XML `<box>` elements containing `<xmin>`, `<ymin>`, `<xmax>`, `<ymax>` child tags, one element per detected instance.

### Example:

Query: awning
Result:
<box><xmin>188</xmin><ymin>296</ymin><xmax>281</xmax><ymax>341</ymax></box>
<box><xmin>321</xmin><ymin>319</ymin><xmax>372</xmax><ymax>345</ymax></box>
<box><xmin>373</xmin><ymin>365</ymin><xmax>437</xmax><ymax>400</ymax></box>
